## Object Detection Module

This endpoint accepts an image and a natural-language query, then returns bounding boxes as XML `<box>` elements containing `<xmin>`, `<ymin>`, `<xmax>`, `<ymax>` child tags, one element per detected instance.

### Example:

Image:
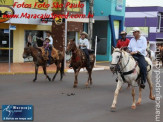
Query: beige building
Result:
<box><xmin>0</xmin><ymin>0</ymin><xmax>54</xmax><ymax>63</ymax></box>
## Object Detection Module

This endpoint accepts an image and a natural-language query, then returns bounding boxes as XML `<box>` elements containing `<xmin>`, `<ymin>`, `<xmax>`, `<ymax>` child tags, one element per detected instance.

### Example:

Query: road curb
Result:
<box><xmin>0</xmin><ymin>67</ymin><xmax>110</xmax><ymax>75</ymax></box>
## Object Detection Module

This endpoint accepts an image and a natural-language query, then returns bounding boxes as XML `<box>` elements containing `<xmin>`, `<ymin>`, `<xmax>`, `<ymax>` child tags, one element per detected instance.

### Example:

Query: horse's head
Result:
<box><xmin>66</xmin><ymin>39</ymin><xmax>76</xmax><ymax>54</ymax></box>
<box><xmin>110</xmin><ymin>48</ymin><xmax>123</xmax><ymax>72</ymax></box>
<box><xmin>23</xmin><ymin>43</ymin><xmax>32</xmax><ymax>58</ymax></box>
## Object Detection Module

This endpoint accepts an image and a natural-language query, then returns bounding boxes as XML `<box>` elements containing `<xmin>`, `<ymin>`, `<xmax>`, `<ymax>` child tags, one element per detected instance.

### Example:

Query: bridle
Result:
<box><xmin>111</xmin><ymin>50</ymin><xmax>130</xmax><ymax>73</ymax></box>
<box><xmin>67</xmin><ymin>42</ymin><xmax>78</xmax><ymax>54</ymax></box>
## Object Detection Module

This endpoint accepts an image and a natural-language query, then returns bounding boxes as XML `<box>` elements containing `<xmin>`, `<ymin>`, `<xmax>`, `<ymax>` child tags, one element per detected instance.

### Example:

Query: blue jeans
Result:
<box><xmin>47</xmin><ymin>49</ymin><xmax>52</xmax><ymax>64</ymax></box>
<box><xmin>133</xmin><ymin>54</ymin><xmax>147</xmax><ymax>84</ymax></box>
<box><xmin>82</xmin><ymin>49</ymin><xmax>90</xmax><ymax>66</ymax></box>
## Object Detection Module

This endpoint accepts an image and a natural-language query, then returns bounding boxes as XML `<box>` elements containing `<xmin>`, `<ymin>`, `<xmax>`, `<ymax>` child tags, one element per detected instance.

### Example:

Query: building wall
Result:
<box><xmin>52</xmin><ymin>0</ymin><xmax>84</xmax><ymax>51</ymax></box>
<box><xmin>0</xmin><ymin>23</ymin><xmax>51</xmax><ymax>63</ymax></box>
<box><xmin>110</xmin><ymin>0</ymin><xmax>126</xmax><ymax>16</ymax></box>
<box><xmin>125</xmin><ymin>6</ymin><xmax>163</xmax><ymax>51</ymax></box>
<box><xmin>86</xmin><ymin>0</ymin><xmax>126</xmax><ymax>61</ymax></box>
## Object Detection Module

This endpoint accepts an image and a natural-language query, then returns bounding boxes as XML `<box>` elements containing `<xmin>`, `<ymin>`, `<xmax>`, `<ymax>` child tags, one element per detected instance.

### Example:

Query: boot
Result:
<box><xmin>140</xmin><ymin>81</ymin><xmax>145</xmax><ymax>89</ymax></box>
<box><xmin>69</xmin><ymin>64</ymin><xmax>72</xmax><ymax>68</ymax></box>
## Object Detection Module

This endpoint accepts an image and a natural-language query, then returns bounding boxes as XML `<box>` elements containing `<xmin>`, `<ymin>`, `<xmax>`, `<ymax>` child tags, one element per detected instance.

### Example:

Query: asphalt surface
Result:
<box><xmin>0</xmin><ymin>70</ymin><xmax>162</xmax><ymax>122</ymax></box>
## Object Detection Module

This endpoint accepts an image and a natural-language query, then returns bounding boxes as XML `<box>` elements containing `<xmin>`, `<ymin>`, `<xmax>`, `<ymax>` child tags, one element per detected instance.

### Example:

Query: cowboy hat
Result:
<box><xmin>120</xmin><ymin>31</ymin><xmax>127</xmax><ymax>35</ymax></box>
<box><xmin>80</xmin><ymin>31</ymin><xmax>88</xmax><ymax>38</ymax></box>
<box><xmin>130</xmin><ymin>27</ymin><xmax>140</xmax><ymax>33</ymax></box>
<box><xmin>45</xmin><ymin>38</ymin><xmax>50</xmax><ymax>42</ymax></box>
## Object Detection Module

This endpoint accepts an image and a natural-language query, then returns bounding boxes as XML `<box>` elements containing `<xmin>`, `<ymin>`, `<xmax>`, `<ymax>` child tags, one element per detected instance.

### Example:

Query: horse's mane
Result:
<box><xmin>114</xmin><ymin>48</ymin><xmax>132</xmax><ymax>59</ymax></box>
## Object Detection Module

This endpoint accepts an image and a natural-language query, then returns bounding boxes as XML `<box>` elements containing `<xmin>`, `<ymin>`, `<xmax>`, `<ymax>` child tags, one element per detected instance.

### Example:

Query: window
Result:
<box><xmin>25</xmin><ymin>30</ymin><xmax>45</xmax><ymax>47</ymax></box>
<box><xmin>157</xmin><ymin>13</ymin><xmax>161</xmax><ymax>32</ymax></box>
<box><xmin>126</xmin><ymin>27</ymin><xmax>149</xmax><ymax>37</ymax></box>
<box><xmin>160</xmin><ymin>13</ymin><xmax>163</xmax><ymax>32</ymax></box>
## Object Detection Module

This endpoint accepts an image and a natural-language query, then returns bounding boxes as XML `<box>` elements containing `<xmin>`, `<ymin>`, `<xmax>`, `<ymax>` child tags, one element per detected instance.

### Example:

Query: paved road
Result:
<box><xmin>0</xmin><ymin>70</ymin><xmax>162</xmax><ymax>122</ymax></box>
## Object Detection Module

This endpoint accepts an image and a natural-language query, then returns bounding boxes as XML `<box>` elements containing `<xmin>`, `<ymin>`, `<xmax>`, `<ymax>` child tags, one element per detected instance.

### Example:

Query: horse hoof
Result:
<box><xmin>136</xmin><ymin>102</ymin><xmax>141</xmax><ymax>105</ymax></box>
<box><xmin>48</xmin><ymin>78</ymin><xmax>51</xmax><ymax>82</ymax></box>
<box><xmin>131</xmin><ymin>105</ymin><xmax>136</xmax><ymax>109</ymax></box>
<box><xmin>150</xmin><ymin>96</ymin><xmax>155</xmax><ymax>100</ymax></box>
<box><xmin>110</xmin><ymin>107</ymin><xmax>116</xmax><ymax>112</ymax></box>
<box><xmin>85</xmin><ymin>83</ymin><xmax>89</xmax><ymax>87</ymax></box>
<box><xmin>33</xmin><ymin>79</ymin><xmax>36</xmax><ymax>82</ymax></box>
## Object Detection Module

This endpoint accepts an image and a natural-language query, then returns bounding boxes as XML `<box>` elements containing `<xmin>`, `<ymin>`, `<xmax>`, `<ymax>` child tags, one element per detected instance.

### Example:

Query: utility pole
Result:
<box><xmin>88</xmin><ymin>0</ymin><xmax>94</xmax><ymax>49</ymax></box>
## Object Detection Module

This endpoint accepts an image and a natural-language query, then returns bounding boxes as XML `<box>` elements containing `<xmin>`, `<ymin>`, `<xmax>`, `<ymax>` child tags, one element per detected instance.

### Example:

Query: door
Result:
<box><xmin>0</xmin><ymin>29</ymin><xmax>13</xmax><ymax>63</ymax></box>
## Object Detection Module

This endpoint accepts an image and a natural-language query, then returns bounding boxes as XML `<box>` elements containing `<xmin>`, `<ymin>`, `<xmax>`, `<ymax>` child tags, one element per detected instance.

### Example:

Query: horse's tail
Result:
<box><xmin>61</xmin><ymin>57</ymin><xmax>65</xmax><ymax>75</ymax></box>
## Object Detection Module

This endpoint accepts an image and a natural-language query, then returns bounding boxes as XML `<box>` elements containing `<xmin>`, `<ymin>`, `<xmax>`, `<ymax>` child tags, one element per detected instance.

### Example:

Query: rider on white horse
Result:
<box><xmin>128</xmin><ymin>27</ymin><xmax>147</xmax><ymax>89</ymax></box>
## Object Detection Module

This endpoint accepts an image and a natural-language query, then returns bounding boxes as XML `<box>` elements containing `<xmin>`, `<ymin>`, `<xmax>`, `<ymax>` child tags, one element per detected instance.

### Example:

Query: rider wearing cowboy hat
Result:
<box><xmin>116</xmin><ymin>31</ymin><xmax>130</xmax><ymax>50</ymax></box>
<box><xmin>128</xmin><ymin>27</ymin><xmax>147</xmax><ymax>89</ymax></box>
<box><xmin>69</xmin><ymin>31</ymin><xmax>91</xmax><ymax>68</ymax></box>
<box><xmin>79</xmin><ymin>32</ymin><xmax>91</xmax><ymax>68</ymax></box>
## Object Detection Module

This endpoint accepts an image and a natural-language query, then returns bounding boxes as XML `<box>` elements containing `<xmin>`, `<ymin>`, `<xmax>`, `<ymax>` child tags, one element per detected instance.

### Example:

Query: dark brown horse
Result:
<box><xmin>23</xmin><ymin>43</ymin><xmax>64</xmax><ymax>82</ymax></box>
<box><xmin>66</xmin><ymin>39</ymin><xmax>95</xmax><ymax>88</ymax></box>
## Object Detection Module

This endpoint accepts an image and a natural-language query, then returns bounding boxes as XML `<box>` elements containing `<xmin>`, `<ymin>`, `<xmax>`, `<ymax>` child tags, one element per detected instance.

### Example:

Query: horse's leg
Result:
<box><xmin>89</xmin><ymin>69</ymin><xmax>93</xmax><ymax>85</ymax></box>
<box><xmin>85</xmin><ymin>68</ymin><xmax>93</xmax><ymax>87</ymax></box>
<box><xmin>131</xmin><ymin>87</ymin><xmax>136</xmax><ymax>109</ymax></box>
<box><xmin>60</xmin><ymin>58</ymin><xmax>65</xmax><ymax>81</ymax></box>
<box><xmin>59</xmin><ymin>62</ymin><xmax>63</xmax><ymax>81</ymax></box>
<box><xmin>33</xmin><ymin>65</ymin><xmax>38</xmax><ymax>82</ymax></box>
<box><xmin>136</xmin><ymin>87</ymin><xmax>142</xmax><ymax>105</ymax></box>
<box><xmin>111</xmin><ymin>80</ymin><xmax>123</xmax><ymax>111</ymax></box>
<box><xmin>73</xmin><ymin>68</ymin><xmax>80</xmax><ymax>88</ymax></box>
<box><xmin>127</xmin><ymin>84</ymin><xmax>130</xmax><ymax>89</ymax></box>
<box><xmin>147</xmin><ymin>73</ymin><xmax>155</xmax><ymax>100</ymax></box>
<box><xmin>42</xmin><ymin>65</ymin><xmax>51</xmax><ymax>81</ymax></box>
<box><xmin>52</xmin><ymin>62</ymin><xmax>59</xmax><ymax>81</ymax></box>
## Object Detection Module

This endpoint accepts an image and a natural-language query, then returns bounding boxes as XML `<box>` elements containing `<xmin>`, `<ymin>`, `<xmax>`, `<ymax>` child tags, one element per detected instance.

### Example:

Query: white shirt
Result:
<box><xmin>128</xmin><ymin>36</ymin><xmax>147</xmax><ymax>56</ymax></box>
<box><xmin>79</xmin><ymin>38</ymin><xmax>90</xmax><ymax>49</ymax></box>
<box><xmin>47</xmin><ymin>36</ymin><xmax>53</xmax><ymax>45</ymax></box>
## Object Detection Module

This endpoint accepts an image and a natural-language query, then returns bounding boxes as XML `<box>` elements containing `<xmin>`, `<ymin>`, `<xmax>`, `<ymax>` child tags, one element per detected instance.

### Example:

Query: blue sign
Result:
<box><xmin>9</xmin><ymin>25</ymin><xmax>16</xmax><ymax>30</ymax></box>
<box><xmin>2</xmin><ymin>105</ymin><xmax>33</xmax><ymax>121</ymax></box>
<box><xmin>4</xmin><ymin>29</ymin><xmax>9</xmax><ymax>33</ymax></box>
<box><xmin>115</xmin><ymin>0</ymin><xmax>123</xmax><ymax>11</ymax></box>
<box><xmin>116</xmin><ymin>5</ymin><xmax>123</xmax><ymax>11</ymax></box>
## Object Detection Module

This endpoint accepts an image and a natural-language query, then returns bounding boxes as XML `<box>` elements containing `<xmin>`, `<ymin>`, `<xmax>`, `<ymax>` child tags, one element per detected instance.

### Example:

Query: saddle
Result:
<box><xmin>38</xmin><ymin>47</ymin><xmax>59</xmax><ymax>61</ymax></box>
<box><xmin>88</xmin><ymin>49</ymin><xmax>94</xmax><ymax>54</ymax></box>
<box><xmin>80</xmin><ymin>49</ymin><xmax>94</xmax><ymax>62</ymax></box>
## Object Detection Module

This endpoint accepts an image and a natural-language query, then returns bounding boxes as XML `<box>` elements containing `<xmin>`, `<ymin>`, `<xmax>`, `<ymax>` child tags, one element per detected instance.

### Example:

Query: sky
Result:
<box><xmin>126</xmin><ymin>0</ymin><xmax>163</xmax><ymax>7</ymax></box>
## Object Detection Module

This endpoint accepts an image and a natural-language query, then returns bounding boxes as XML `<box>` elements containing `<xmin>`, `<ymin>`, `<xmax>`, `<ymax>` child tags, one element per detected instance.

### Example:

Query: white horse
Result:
<box><xmin>110</xmin><ymin>48</ymin><xmax>155</xmax><ymax>111</ymax></box>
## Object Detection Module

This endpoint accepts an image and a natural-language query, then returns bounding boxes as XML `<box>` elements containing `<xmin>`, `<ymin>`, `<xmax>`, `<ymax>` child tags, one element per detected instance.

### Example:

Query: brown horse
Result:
<box><xmin>23</xmin><ymin>43</ymin><xmax>64</xmax><ymax>82</ymax></box>
<box><xmin>66</xmin><ymin>39</ymin><xmax>95</xmax><ymax>88</ymax></box>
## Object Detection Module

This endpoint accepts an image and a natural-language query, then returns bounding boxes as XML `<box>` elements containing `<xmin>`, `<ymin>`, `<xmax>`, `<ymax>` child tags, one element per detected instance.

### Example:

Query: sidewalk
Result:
<box><xmin>0</xmin><ymin>62</ymin><xmax>110</xmax><ymax>75</ymax></box>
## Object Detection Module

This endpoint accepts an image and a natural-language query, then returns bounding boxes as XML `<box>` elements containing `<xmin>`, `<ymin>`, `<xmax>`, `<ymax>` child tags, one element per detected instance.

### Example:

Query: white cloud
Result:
<box><xmin>126</xmin><ymin>0</ymin><xmax>163</xmax><ymax>7</ymax></box>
